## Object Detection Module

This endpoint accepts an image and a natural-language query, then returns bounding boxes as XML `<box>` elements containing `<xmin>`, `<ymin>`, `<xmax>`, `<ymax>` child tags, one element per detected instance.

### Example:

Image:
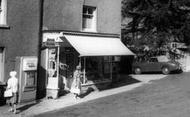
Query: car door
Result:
<box><xmin>145</xmin><ymin>58</ymin><xmax>160</xmax><ymax>72</ymax></box>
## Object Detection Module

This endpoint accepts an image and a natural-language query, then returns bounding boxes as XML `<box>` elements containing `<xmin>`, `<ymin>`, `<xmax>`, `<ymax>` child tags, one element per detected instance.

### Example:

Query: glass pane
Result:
<box><xmin>0</xmin><ymin>0</ymin><xmax>2</xmax><ymax>11</ymax></box>
<box><xmin>83</xmin><ymin>7</ymin><xmax>87</xmax><ymax>14</ymax></box>
<box><xmin>82</xmin><ymin>17</ymin><xmax>92</xmax><ymax>29</ymax></box>
<box><xmin>48</xmin><ymin>48</ymin><xmax>57</xmax><ymax>77</ymax></box>
<box><xmin>86</xmin><ymin>18</ymin><xmax>92</xmax><ymax>28</ymax></box>
<box><xmin>0</xmin><ymin>47</ymin><xmax>3</xmax><ymax>53</ymax></box>
<box><xmin>25</xmin><ymin>71</ymin><xmax>35</xmax><ymax>87</ymax></box>
<box><xmin>84</xmin><ymin>57</ymin><xmax>110</xmax><ymax>83</ymax></box>
<box><xmin>0</xmin><ymin>0</ymin><xmax>7</xmax><ymax>25</ymax></box>
<box><xmin>88</xmin><ymin>8</ymin><xmax>93</xmax><ymax>14</ymax></box>
<box><xmin>82</xmin><ymin>18</ymin><xmax>87</xmax><ymax>28</ymax></box>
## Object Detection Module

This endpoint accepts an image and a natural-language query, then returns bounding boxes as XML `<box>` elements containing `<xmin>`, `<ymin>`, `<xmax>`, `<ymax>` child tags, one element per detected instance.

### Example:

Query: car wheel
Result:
<box><xmin>162</xmin><ymin>67</ymin><xmax>170</xmax><ymax>75</ymax></box>
<box><xmin>134</xmin><ymin>67</ymin><xmax>141</xmax><ymax>74</ymax></box>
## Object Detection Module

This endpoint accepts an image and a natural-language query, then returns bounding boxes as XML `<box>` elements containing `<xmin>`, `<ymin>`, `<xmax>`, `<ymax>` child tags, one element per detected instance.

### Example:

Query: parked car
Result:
<box><xmin>132</xmin><ymin>55</ymin><xmax>182</xmax><ymax>74</ymax></box>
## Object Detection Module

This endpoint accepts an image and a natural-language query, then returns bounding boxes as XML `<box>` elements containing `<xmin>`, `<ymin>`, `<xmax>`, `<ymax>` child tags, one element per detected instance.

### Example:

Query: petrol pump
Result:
<box><xmin>15</xmin><ymin>56</ymin><xmax>38</xmax><ymax>103</ymax></box>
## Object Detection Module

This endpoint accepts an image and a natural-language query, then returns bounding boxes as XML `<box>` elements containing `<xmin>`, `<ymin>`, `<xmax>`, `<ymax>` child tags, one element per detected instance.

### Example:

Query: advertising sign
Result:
<box><xmin>23</xmin><ymin>57</ymin><xmax>38</xmax><ymax>71</ymax></box>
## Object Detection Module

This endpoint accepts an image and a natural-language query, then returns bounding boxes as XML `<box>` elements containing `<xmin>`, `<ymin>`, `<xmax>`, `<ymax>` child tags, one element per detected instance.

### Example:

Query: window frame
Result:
<box><xmin>82</xmin><ymin>5</ymin><xmax>97</xmax><ymax>32</ymax></box>
<box><xmin>0</xmin><ymin>0</ymin><xmax>7</xmax><ymax>27</ymax></box>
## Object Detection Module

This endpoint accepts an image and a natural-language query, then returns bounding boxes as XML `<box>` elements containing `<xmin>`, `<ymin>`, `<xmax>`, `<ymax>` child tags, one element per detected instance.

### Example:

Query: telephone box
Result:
<box><xmin>15</xmin><ymin>56</ymin><xmax>38</xmax><ymax>103</ymax></box>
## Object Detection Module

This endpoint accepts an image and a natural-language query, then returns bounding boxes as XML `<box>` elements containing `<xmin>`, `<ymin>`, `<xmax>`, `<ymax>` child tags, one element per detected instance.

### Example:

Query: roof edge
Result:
<box><xmin>43</xmin><ymin>30</ymin><xmax>120</xmax><ymax>38</ymax></box>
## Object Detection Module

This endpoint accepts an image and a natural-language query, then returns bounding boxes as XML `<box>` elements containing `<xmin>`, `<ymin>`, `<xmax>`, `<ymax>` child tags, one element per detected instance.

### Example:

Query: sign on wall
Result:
<box><xmin>23</xmin><ymin>57</ymin><xmax>38</xmax><ymax>71</ymax></box>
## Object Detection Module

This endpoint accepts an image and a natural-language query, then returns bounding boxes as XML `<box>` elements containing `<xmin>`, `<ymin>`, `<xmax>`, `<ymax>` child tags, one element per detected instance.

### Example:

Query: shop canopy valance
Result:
<box><xmin>64</xmin><ymin>34</ymin><xmax>135</xmax><ymax>57</ymax></box>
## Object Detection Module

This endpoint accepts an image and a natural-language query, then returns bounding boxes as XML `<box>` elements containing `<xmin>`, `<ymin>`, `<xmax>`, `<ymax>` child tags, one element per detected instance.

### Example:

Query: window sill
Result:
<box><xmin>82</xmin><ymin>28</ymin><xmax>97</xmax><ymax>33</ymax></box>
<box><xmin>0</xmin><ymin>25</ymin><xmax>10</xmax><ymax>29</ymax></box>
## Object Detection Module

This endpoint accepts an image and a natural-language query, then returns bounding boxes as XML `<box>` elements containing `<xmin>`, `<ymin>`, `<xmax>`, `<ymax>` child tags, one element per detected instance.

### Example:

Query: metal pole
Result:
<box><xmin>57</xmin><ymin>45</ymin><xmax>60</xmax><ymax>80</ymax></box>
<box><xmin>110</xmin><ymin>56</ymin><xmax>112</xmax><ymax>81</ymax></box>
<box><xmin>83</xmin><ymin>57</ymin><xmax>86</xmax><ymax>84</ymax></box>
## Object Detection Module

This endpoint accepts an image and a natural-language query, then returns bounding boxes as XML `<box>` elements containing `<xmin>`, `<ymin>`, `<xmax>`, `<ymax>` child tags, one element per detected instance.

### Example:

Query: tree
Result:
<box><xmin>122</xmin><ymin>0</ymin><xmax>190</xmax><ymax>50</ymax></box>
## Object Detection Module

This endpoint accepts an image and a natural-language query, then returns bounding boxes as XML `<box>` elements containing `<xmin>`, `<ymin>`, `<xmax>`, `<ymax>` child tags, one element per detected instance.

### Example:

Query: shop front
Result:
<box><xmin>41</xmin><ymin>31</ymin><xmax>134</xmax><ymax>98</ymax></box>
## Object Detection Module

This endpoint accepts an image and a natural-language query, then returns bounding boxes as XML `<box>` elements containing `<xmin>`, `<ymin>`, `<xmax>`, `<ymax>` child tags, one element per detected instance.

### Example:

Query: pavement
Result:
<box><xmin>0</xmin><ymin>74</ymin><xmax>167</xmax><ymax>117</ymax></box>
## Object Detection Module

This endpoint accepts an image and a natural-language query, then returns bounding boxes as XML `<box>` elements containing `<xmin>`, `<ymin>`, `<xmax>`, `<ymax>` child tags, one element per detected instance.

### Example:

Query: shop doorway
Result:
<box><xmin>59</xmin><ymin>47</ymin><xmax>79</xmax><ymax>90</ymax></box>
<box><xmin>0</xmin><ymin>48</ymin><xmax>4</xmax><ymax>82</ymax></box>
<box><xmin>65</xmin><ymin>52</ymin><xmax>75</xmax><ymax>78</ymax></box>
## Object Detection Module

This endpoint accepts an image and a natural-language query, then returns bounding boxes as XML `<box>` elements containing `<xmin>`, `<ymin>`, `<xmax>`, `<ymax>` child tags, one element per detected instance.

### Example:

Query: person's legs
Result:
<box><xmin>13</xmin><ymin>104</ymin><xmax>17</xmax><ymax>114</ymax></box>
<box><xmin>7</xmin><ymin>97</ymin><xmax>13</xmax><ymax>112</ymax></box>
<box><xmin>12</xmin><ymin>93</ymin><xmax>18</xmax><ymax>114</ymax></box>
<box><xmin>8</xmin><ymin>104</ymin><xmax>13</xmax><ymax>112</ymax></box>
<box><xmin>76</xmin><ymin>94</ymin><xmax>78</xmax><ymax>99</ymax></box>
<box><xmin>74</xmin><ymin>93</ymin><xmax>78</xmax><ymax>99</ymax></box>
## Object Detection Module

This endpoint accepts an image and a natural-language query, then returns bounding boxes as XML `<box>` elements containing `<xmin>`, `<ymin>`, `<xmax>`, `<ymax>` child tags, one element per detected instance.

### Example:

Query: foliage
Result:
<box><xmin>122</xmin><ymin>0</ymin><xmax>190</xmax><ymax>49</ymax></box>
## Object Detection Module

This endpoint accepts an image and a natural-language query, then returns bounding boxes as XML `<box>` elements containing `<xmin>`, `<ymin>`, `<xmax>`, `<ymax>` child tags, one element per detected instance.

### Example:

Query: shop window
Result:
<box><xmin>103</xmin><ymin>57</ymin><xmax>111</xmax><ymax>75</ymax></box>
<box><xmin>0</xmin><ymin>0</ymin><xmax>7</xmax><ymax>25</ymax></box>
<box><xmin>48</xmin><ymin>48</ymin><xmax>57</xmax><ymax>77</ymax></box>
<box><xmin>81</xmin><ymin>57</ymin><xmax>111</xmax><ymax>84</ymax></box>
<box><xmin>24</xmin><ymin>71</ymin><xmax>36</xmax><ymax>91</ymax></box>
<box><xmin>82</xmin><ymin>6</ymin><xmax>97</xmax><ymax>32</ymax></box>
<box><xmin>104</xmin><ymin>56</ymin><xmax>119</xmax><ymax>75</ymax></box>
<box><xmin>85</xmin><ymin>57</ymin><xmax>101</xmax><ymax>81</ymax></box>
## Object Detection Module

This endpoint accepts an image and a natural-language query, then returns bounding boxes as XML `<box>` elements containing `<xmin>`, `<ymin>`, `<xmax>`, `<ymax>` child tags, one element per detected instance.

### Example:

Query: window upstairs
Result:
<box><xmin>82</xmin><ymin>6</ymin><xmax>97</xmax><ymax>32</ymax></box>
<box><xmin>0</xmin><ymin>0</ymin><xmax>7</xmax><ymax>26</ymax></box>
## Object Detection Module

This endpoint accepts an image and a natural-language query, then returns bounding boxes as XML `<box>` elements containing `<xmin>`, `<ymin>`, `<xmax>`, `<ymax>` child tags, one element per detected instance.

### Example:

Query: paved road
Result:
<box><xmin>34</xmin><ymin>72</ymin><xmax>190</xmax><ymax>117</ymax></box>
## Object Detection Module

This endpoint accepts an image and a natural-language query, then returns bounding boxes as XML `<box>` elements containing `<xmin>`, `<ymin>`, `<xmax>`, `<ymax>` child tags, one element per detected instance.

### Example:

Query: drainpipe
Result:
<box><xmin>36</xmin><ymin>0</ymin><xmax>44</xmax><ymax>99</ymax></box>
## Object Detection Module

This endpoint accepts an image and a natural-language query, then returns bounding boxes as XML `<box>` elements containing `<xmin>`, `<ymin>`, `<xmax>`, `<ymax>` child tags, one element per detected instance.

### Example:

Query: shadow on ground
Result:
<box><xmin>82</xmin><ymin>74</ymin><xmax>141</xmax><ymax>94</ymax></box>
<box><xmin>79</xmin><ymin>87</ymin><xmax>95</xmax><ymax>98</ymax></box>
<box><xmin>17</xmin><ymin>100</ymin><xmax>41</xmax><ymax>113</ymax></box>
<box><xmin>78</xmin><ymin>75</ymin><xmax>141</xmax><ymax>98</ymax></box>
<box><xmin>109</xmin><ymin>75</ymin><xmax>141</xmax><ymax>89</ymax></box>
<box><xmin>58</xmin><ymin>90</ymin><xmax>70</xmax><ymax>97</ymax></box>
<box><xmin>17</xmin><ymin>75</ymin><xmax>141</xmax><ymax>113</ymax></box>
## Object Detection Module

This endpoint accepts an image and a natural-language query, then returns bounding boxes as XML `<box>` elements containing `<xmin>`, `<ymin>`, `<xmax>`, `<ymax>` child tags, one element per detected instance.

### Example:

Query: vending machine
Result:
<box><xmin>15</xmin><ymin>56</ymin><xmax>38</xmax><ymax>103</ymax></box>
